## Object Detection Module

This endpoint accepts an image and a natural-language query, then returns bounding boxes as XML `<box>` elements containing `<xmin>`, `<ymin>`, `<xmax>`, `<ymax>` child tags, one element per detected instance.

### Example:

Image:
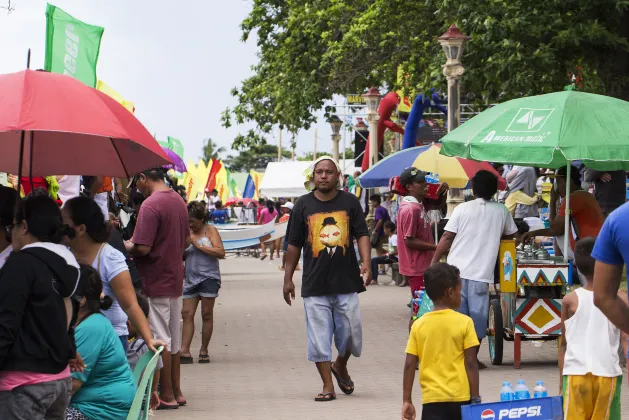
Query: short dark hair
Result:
<box><xmin>215</xmin><ymin>200</ymin><xmax>223</xmax><ymax>209</ymax></box>
<box><xmin>140</xmin><ymin>167</ymin><xmax>166</xmax><ymax>182</ymax></box>
<box><xmin>188</xmin><ymin>201</ymin><xmax>207</xmax><ymax>222</ymax></box>
<box><xmin>369</xmin><ymin>193</ymin><xmax>382</xmax><ymax>204</ymax></box>
<box><xmin>555</xmin><ymin>165</ymin><xmax>581</xmax><ymax>187</ymax></box>
<box><xmin>472</xmin><ymin>170</ymin><xmax>498</xmax><ymax>200</ymax></box>
<box><xmin>424</xmin><ymin>263</ymin><xmax>460</xmax><ymax>301</ymax></box>
<box><xmin>574</xmin><ymin>237</ymin><xmax>596</xmax><ymax>278</ymax></box>
<box><xmin>383</xmin><ymin>221</ymin><xmax>396</xmax><ymax>232</ymax></box>
<box><xmin>211</xmin><ymin>189</ymin><xmax>218</xmax><ymax>194</ymax></box>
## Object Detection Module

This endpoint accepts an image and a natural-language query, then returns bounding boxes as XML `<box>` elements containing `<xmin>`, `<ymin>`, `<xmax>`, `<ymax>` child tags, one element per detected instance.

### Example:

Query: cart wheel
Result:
<box><xmin>488</xmin><ymin>298</ymin><xmax>504</xmax><ymax>365</ymax></box>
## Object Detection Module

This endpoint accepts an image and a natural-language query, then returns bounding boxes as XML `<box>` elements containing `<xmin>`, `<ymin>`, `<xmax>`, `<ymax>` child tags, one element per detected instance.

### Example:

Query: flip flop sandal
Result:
<box><xmin>331</xmin><ymin>366</ymin><xmax>355</xmax><ymax>395</ymax></box>
<box><xmin>180</xmin><ymin>355</ymin><xmax>194</xmax><ymax>364</ymax></box>
<box><xmin>177</xmin><ymin>398</ymin><xmax>187</xmax><ymax>406</ymax></box>
<box><xmin>198</xmin><ymin>354</ymin><xmax>210</xmax><ymax>364</ymax></box>
<box><xmin>157</xmin><ymin>400</ymin><xmax>179</xmax><ymax>410</ymax></box>
<box><xmin>314</xmin><ymin>392</ymin><xmax>336</xmax><ymax>402</ymax></box>
<box><xmin>260</xmin><ymin>255</ymin><xmax>268</xmax><ymax>261</ymax></box>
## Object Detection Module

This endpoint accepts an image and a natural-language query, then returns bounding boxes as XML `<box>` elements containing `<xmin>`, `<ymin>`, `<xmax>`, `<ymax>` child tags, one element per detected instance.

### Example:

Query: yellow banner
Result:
<box><xmin>499</xmin><ymin>240</ymin><xmax>517</xmax><ymax>293</ymax></box>
<box><xmin>215</xmin><ymin>162</ymin><xmax>230</xmax><ymax>203</ymax></box>
<box><xmin>96</xmin><ymin>80</ymin><xmax>135</xmax><ymax>113</ymax></box>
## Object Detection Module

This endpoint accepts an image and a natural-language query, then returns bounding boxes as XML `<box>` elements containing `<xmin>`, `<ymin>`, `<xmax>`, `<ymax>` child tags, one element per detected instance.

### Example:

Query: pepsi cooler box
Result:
<box><xmin>461</xmin><ymin>397</ymin><xmax>562</xmax><ymax>420</ymax></box>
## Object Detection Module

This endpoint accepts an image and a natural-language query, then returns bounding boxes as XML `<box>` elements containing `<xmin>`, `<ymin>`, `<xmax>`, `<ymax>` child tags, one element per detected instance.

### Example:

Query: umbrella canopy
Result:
<box><xmin>359</xmin><ymin>144</ymin><xmax>506</xmax><ymax>189</ymax></box>
<box><xmin>162</xmin><ymin>147</ymin><xmax>187</xmax><ymax>173</ymax></box>
<box><xmin>440</xmin><ymin>91</ymin><xmax>629</xmax><ymax>170</ymax></box>
<box><xmin>0</xmin><ymin>70</ymin><xmax>170</xmax><ymax>177</ymax></box>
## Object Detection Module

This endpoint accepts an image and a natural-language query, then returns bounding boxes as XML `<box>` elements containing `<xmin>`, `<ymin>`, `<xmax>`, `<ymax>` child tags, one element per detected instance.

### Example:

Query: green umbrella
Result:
<box><xmin>440</xmin><ymin>91</ymin><xmax>629</xmax><ymax>170</ymax></box>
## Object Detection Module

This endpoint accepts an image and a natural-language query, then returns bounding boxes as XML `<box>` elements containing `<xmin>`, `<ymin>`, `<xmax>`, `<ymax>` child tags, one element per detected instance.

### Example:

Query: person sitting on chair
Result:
<box><xmin>370</xmin><ymin>221</ymin><xmax>398</xmax><ymax>285</ymax></box>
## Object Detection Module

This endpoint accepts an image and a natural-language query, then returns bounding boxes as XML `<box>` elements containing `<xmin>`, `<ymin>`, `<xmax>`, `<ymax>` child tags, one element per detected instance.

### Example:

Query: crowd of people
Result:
<box><xmin>0</xmin><ymin>167</ymin><xmax>225</xmax><ymax>419</ymax></box>
<box><xmin>280</xmin><ymin>156</ymin><xmax>629</xmax><ymax>420</ymax></box>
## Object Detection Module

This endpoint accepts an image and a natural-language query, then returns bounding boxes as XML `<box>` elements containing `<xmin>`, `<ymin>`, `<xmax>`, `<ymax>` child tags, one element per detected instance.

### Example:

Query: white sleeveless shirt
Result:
<box><xmin>563</xmin><ymin>288</ymin><xmax>622</xmax><ymax>377</ymax></box>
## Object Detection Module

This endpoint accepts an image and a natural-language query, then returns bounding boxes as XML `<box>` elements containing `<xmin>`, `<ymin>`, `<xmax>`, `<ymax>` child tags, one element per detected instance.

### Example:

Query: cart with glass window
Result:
<box><xmin>488</xmin><ymin>239</ymin><xmax>569</xmax><ymax>368</ymax></box>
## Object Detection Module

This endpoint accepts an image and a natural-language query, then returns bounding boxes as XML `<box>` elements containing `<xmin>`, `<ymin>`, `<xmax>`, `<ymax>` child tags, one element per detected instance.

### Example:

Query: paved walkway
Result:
<box><xmin>158</xmin><ymin>255</ymin><xmax>629</xmax><ymax>419</ymax></box>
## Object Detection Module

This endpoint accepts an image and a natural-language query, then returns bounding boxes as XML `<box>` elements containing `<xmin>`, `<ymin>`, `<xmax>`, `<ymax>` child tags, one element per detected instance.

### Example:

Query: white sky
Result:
<box><xmin>0</xmin><ymin>0</ymin><xmax>347</xmax><ymax>164</ymax></box>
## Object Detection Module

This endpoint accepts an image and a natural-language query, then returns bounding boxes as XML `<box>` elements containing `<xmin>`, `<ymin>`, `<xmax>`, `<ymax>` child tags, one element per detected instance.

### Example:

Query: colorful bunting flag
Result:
<box><xmin>249</xmin><ymin>170</ymin><xmax>264</xmax><ymax>200</ymax></box>
<box><xmin>44</xmin><ymin>3</ymin><xmax>104</xmax><ymax>88</ymax></box>
<box><xmin>205</xmin><ymin>159</ymin><xmax>222</xmax><ymax>192</ymax></box>
<box><xmin>243</xmin><ymin>175</ymin><xmax>255</xmax><ymax>199</ymax></box>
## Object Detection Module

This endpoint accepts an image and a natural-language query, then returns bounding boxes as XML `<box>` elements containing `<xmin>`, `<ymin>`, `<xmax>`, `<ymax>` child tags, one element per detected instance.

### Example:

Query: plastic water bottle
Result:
<box><xmin>425</xmin><ymin>173</ymin><xmax>440</xmax><ymax>184</ymax></box>
<box><xmin>533</xmin><ymin>381</ymin><xmax>548</xmax><ymax>398</ymax></box>
<box><xmin>500</xmin><ymin>381</ymin><xmax>514</xmax><ymax>401</ymax></box>
<box><xmin>514</xmin><ymin>380</ymin><xmax>531</xmax><ymax>400</ymax></box>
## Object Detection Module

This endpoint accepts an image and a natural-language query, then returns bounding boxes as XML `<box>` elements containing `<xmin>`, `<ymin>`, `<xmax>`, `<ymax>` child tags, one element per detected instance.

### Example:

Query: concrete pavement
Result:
<box><xmin>158</xmin><ymin>255</ymin><xmax>629</xmax><ymax>419</ymax></box>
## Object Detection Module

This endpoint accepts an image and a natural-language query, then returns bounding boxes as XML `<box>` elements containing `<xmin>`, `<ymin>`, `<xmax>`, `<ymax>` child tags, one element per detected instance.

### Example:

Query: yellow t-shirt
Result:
<box><xmin>406</xmin><ymin>309</ymin><xmax>479</xmax><ymax>404</ymax></box>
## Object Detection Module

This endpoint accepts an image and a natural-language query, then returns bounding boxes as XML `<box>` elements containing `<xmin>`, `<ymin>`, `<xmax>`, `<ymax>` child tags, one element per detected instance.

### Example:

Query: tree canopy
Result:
<box><xmin>201</xmin><ymin>138</ymin><xmax>226</xmax><ymax>165</ymax></box>
<box><xmin>223</xmin><ymin>144</ymin><xmax>291</xmax><ymax>172</ymax></box>
<box><xmin>222</xmin><ymin>0</ymin><xmax>629</xmax><ymax>149</ymax></box>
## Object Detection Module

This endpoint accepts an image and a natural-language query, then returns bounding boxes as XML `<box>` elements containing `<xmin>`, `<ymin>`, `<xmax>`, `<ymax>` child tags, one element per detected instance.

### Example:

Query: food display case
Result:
<box><xmin>487</xmin><ymin>240</ymin><xmax>570</xmax><ymax>368</ymax></box>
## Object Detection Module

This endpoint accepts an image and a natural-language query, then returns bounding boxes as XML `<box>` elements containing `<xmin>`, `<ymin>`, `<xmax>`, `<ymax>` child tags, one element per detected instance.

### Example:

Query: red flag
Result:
<box><xmin>205</xmin><ymin>159</ymin><xmax>222</xmax><ymax>191</ymax></box>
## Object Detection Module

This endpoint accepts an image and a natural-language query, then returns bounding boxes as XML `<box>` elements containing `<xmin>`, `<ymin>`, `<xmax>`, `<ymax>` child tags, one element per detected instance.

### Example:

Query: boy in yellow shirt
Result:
<box><xmin>402</xmin><ymin>263</ymin><xmax>480</xmax><ymax>420</ymax></box>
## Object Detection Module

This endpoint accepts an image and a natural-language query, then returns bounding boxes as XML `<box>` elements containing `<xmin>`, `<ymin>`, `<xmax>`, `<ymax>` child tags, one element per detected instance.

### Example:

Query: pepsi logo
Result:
<box><xmin>481</xmin><ymin>409</ymin><xmax>496</xmax><ymax>420</ymax></box>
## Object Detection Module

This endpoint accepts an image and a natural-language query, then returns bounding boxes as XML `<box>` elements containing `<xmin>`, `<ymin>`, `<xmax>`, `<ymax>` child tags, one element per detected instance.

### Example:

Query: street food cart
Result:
<box><xmin>488</xmin><ymin>240</ymin><xmax>569</xmax><ymax>368</ymax></box>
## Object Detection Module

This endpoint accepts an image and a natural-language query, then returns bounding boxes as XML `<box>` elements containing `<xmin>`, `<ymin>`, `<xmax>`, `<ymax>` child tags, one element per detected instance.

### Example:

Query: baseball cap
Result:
<box><xmin>281</xmin><ymin>202</ymin><xmax>294</xmax><ymax>210</ymax></box>
<box><xmin>400</xmin><ymin>167</ymin><xmax>427</xmax><ymax>186</ymax></box>
<box><xmin>553</xmin><ymin>165</ymin><xmax>581</xmax><ymax>185</ymax></box>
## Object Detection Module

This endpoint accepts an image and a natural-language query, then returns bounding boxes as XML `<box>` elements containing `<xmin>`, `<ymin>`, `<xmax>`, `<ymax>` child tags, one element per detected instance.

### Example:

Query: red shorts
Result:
<box><xmin>407</xmin><ymin>275</ymin><xmax>425</xmax><ymax>315</ymax></box>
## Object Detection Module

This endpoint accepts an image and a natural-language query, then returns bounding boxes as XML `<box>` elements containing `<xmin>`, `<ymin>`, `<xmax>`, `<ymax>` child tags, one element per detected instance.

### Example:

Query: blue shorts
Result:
<box><xmin>303</xmin><ymin>293</ymin><xmax>362</xmax><ymax>362</ymax></box>
<box><xmin>457</xmin><ymin>278</ymin><xmax>489</xmax><ymax>340</ymax></box>
<box><xmin>183</xmin><ymin>278</ymin><xmax>220</xmax><ymax>299</ymax></box>
<box><xmin>282</xmin><ymin>237</ymin><xmax>288</xmax><ymax>252</ymax></box>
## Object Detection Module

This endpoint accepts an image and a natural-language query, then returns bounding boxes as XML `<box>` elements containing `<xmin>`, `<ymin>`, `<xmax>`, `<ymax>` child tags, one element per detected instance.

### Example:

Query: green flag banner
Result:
<box><xmin>44</xmin><ymin>3</ymin><xmax>104</xmax><ymax>88</ymax></box>
<box><xmin>158</xmin><ymin>140</ymin><xmax>169</xmax><ymax>149</ymax></box>
<box><xmin>167</xmin><ymin>136</ymin><xmax>184</xmax><ymax>159</ymax></box>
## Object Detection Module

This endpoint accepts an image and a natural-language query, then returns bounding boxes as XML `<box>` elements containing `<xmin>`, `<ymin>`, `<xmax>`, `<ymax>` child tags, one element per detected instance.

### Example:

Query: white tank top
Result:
<box><xmin>563</xmin><ymin>288</ymin><xmax>621</xmax><ymax>377</ymax></box>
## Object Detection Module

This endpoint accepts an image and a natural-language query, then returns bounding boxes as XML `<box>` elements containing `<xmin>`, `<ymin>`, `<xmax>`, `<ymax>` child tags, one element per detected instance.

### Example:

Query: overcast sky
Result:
<box><xmin>0</xmin><ymin>0</ymin><xmax>347</xmax><ymax>164</ymax></box>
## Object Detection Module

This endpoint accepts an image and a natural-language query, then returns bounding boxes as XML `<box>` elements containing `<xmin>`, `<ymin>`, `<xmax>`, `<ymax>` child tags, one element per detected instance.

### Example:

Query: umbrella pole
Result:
<box><xmin>563</xmin><ymin>163</ymin><xmax>571</xmax><ymax>263</ymax></box>
<box><xmin>29</xmin><ymin>132</ymin><xmax>34</xmax><ymax>187</ymax></box>
<box><xmin>16</xmin><ymin>130</ymin><xmax>25</xmax><ymax>196</ymax></box>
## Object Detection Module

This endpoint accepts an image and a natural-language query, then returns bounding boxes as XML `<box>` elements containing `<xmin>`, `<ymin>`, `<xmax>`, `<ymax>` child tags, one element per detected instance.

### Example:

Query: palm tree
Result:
<box><xmin>201</xmin><ymin>138</ymin><xmax>226</xmax><ymax>165</ymax></box>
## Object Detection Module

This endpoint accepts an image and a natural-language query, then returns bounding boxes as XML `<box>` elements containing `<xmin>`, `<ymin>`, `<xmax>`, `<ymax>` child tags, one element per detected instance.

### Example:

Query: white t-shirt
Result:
<box><xmin>445</xmin><ymin>199</ymin><xmax>518</xmax><ymax>283</ymax></box>
<box><xmin>57</xmin><ymin>176</ymin><xmax>81</xmax><ymax>205</ymax></box>
<box><xmin>92</xmin><ymin>244</ymin><xmax>130</xmax><ymax>336</ymax></box>
<box><xmin>0</xmin><ymin>245</ymin><xmax>12</xmax><ymax>270</ymax></box>
<box><xmin>388</xmin><ymin>234</ymin><xmax>398</xmax><ymax>252</ymax></box>
<box><xmin>209</xmin><ymin>195</ymin><xmax>220</xmax><ymax>210</ymax></box>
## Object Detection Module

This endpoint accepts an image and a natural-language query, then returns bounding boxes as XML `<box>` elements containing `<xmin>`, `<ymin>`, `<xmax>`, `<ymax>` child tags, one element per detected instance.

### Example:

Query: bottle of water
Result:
<box><xmin>533</xmin><ymin>381</ymin><xmax>548</xmax><ymax>398</ymax></box>
<box><xmin>499</xmin><ymin>381</ymin><xmax>514</xmax><ymax>401</ymax></box>
<box><xmin>514</xmin><ymin>380</ymin><xmax>530</xmax><ymax>400</ymax></box>
<box><xmin>425</xmin><ymin>173</ymin><xmax>440</xmax><ymax>184</ymax></box>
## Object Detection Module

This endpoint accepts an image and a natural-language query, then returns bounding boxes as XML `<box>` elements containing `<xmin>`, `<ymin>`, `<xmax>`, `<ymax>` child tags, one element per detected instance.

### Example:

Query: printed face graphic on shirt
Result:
<box><xmin>307</xmin><ymin>211</ymin><xmax>350</xmax><ymax>258</ymax></box>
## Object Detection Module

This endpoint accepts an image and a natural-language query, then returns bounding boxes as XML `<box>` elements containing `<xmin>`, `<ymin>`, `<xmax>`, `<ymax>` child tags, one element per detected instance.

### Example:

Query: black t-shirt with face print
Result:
<box><xmin>287</xmin><ymin>190</ymin><xmax>369</xmax><ymax>297</ymax></box>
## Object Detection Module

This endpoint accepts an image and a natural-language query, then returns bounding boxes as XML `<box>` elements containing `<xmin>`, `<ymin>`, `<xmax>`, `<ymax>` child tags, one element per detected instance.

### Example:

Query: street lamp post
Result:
<box><xmin>439</xmin><ymin>24</ymin><xmax>470</xmax><ymax>218</ymax></box>
<box><xmin>329</xmin><ymin>115</ymin><xmax>342</xmax><ymax>162</ymax></box>
<box><xmin>362</xmin><ymin>87</ymin><xmax>381</xmax><ymax>168</ymax></box>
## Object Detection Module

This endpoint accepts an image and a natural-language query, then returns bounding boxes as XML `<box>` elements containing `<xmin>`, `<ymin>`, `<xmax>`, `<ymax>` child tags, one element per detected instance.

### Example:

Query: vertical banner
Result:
<box><xmin>44</xmin><ymin>3</ymin><xmax>104</xmax><ymax>88</ymax></box>
<box><xmin>205</xmin><ymin>158</ymin><xmax>222</xmax><ymax>192</ymax></box>
<box><xmin>249</xmin><ymin>170</ymin><xmax>263</xmax><ymax>200</ymax></box>
<box><xmin>215</xmin><ymin>163</ymin><xmax>229</xmax><ymax>203</ymax></box>
<box><xmin>167</xmin><ymin>136</ymin><xmax>184</xmax><ymax>159</ymax></box>
<box><xmin>243</xmin><ymin>175</ymin><xmax>255</xmax><ymax>199</ymax></box>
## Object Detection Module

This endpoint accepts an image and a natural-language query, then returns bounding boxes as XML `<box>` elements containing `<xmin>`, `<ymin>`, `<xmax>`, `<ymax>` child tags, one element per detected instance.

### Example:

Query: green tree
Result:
<box><xmin>201</xmin><ymin>138</ymin><xmax>226</xmax><ymax>165</ymax></box>
<box><xmin>224</xmin><ymin>144</ymin><xmax>292</xmax><ymax>172</ymax></box>
<box><xmin>298</xmin><ymin>148</ymin><xmax>354</xmax><ymax>161</ymax></box>
<box><xmin>223</xmin><ymin>0</ymin><xmax>629</xmax><ymax>149</ymax></box>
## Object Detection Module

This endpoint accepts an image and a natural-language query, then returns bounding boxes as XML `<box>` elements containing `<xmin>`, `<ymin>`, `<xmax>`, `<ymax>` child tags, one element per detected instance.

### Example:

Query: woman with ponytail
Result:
<box><xmin>62</xmin><ymin>196</ymin><xmax>161</xmax><ymax>353</ymax></box>
<box><xmin>0</xmin><ymin>191</ymin><xmax>81</xmax><ymax>419</ymax></box>
<box><xmin>67</xmin><ymin>265</ymin><xmax>136</xmax><ymax>420</ymax></box>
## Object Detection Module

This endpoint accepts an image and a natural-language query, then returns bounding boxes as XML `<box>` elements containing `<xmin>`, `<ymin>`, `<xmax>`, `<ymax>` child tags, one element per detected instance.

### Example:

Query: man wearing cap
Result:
<box><xmin>283</xmin><ymin>157</ymin><xmax>371</xmax><ymax>402</ymax></box>
<box><xmin>396</xmin><ymin>168</ymin><xmax>447</xmax><ymax>312</ymax></box>
<box><xmin>432</xmin><ymin>170</ymin><xmax>517</xmax><ymax>368</ymax></box>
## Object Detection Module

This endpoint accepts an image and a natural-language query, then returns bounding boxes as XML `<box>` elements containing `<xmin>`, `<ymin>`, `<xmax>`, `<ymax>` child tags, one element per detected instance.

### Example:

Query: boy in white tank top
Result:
<box><xmin>559</xmin><ymin>237</ymin><xmax>629</xmax><ymax>420</ymax></box>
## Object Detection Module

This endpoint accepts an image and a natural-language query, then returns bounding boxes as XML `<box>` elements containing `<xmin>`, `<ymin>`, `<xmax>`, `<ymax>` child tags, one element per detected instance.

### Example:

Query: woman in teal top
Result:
<box><xmin>67</xmin><ymin>265</ymin><xmax>136</xmax><ymax>420</ymax></box>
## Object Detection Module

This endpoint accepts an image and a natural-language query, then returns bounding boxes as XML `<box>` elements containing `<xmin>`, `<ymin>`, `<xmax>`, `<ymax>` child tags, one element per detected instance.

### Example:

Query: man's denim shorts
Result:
<box><xmin>303</xmin><ymin>293</ymin><xmax>362</xmax><ymax>362</ymax></box>
<box><xmin>457</xmin><ymin>278</ymin><xmax>489</xmax><ymax>340</ymax></box>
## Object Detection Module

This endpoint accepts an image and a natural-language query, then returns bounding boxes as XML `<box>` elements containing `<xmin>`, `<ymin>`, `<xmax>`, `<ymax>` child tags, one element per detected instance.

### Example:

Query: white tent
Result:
<box><xmin>259</xmin><ymin>161</ymin><xmax>311</xmax><ymax>198</ymax></box>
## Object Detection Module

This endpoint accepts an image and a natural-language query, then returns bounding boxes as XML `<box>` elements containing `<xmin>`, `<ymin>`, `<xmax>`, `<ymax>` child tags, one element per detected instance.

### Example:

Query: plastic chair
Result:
<box><xmin>126</xmin><ymin>346</ymin><xmax>163</xmax><ymax>420</ymax></box>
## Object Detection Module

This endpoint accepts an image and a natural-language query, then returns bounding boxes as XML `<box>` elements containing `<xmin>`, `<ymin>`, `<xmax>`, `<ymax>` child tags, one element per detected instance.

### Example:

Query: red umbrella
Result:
<box><xmin>0</xmin><ymin>70</ymin><xmax>170</xmax><ymax>178</ymax></box>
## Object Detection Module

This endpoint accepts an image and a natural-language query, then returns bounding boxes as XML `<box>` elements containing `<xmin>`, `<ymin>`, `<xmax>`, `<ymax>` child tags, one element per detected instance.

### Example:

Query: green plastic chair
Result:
<box><xmin>126</xmin><ymin>346</ymin><xmax>163</xmax><ymax>420</ymax></box>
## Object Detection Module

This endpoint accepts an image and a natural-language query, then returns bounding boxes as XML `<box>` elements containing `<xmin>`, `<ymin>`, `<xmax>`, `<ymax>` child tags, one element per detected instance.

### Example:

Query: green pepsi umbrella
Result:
<box><xmin>440</xmin><ymin>91</ymin><xmax>629</xmax><ymax>170</ymax></box>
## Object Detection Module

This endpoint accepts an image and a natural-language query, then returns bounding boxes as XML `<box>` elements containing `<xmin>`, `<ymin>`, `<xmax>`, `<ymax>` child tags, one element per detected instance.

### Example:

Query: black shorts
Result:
<box><xmin>422</xmin><ymin>401</ymin><xmax>470</xmax><ymax>420</ymax></box>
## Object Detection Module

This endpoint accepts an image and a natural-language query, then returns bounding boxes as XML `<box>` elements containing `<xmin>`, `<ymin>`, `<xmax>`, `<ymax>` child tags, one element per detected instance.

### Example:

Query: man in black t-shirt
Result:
<box><xmin>283</xmin><ymin>158</ymin><xmax>371</xmax><ymax>402</ymax></box>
